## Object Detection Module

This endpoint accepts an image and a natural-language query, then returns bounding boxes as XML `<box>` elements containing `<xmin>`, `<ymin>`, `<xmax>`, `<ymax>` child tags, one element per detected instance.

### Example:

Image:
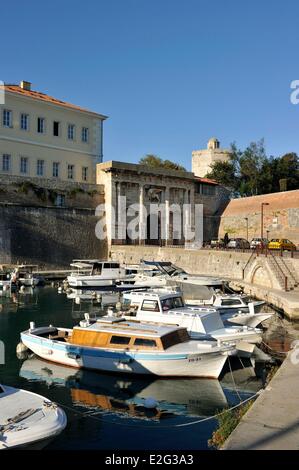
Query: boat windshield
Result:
<box><xmin>162</xmin><ymin>264</ymin><xmax>186</xmax><ymax>276</ymax></box>
<box><xmin>92</xmin><ymin>263</ymin><xmax>103</xmax><ymax>275</ymax></box>
<box><xmin>161</xmin><ymin>329</ymin><xmax>189</xmax><ymax>349</ymax></box>
<box><xmin>161</xmin><ymin>296</ymin><xmax>184</xmax><ymax>311</ymax></box>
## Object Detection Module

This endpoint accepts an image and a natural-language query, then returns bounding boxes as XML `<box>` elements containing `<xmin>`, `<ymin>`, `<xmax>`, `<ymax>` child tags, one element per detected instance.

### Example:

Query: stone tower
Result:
<box><xmin>192</xmin><ymin>137</ymin><xmax>231</xmax><ymax>178</ymax></box>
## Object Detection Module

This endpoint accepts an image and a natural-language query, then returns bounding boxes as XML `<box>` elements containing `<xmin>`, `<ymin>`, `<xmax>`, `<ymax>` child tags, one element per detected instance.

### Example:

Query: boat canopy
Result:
<box><xmin>70</xmin><ymin>262</ymin><xmax>93</xmax><ymax>269</ymax></box>
<box><xmin>140</xmin><ymin>260</ymin><xmax>186</xmax><ymax>276</ymax></box>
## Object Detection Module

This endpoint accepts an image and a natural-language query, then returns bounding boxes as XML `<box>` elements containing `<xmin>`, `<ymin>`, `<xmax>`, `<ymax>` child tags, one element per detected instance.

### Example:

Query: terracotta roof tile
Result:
<box><xmin>0</xmin><ymin>84</ymin><xmax>107</xmax><ymax>119</ymax></box>
<box><xmin>194</xmin><ymin>176</ymin><xmax>219</xmax><ymax>185</ymax></box>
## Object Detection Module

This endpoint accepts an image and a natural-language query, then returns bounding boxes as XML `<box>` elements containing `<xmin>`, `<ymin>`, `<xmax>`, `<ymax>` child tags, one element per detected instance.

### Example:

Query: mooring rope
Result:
<box><xmin>53</xmin><ymin>390</ymin><xmax>261</xmax><ymax>430</ymax></box>
<box><xmin>227</xmin><ymin>356</ymin><xmax>242</xmax><ymax>402</ymax></box>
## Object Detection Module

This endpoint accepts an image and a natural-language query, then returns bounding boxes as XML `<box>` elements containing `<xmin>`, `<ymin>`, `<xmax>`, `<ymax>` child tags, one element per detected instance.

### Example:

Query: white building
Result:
<box><xmin>0</xmin><ymin>81</ymin><xmax>107</xmax><ymax>183</ymax></box>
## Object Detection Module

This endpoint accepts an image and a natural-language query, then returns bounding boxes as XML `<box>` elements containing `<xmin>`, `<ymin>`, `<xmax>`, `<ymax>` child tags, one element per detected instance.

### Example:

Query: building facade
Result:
<box><xmin>192</xmin><ymin>137</ymin><xmax>231</xmax><ymax>178</ymax></box>
<box><xmin>96</xmin><ymin>160</ymin><xmax>230</xmax><ymax>247</ymax></box>
<box><xmin>0</xmin><ymin>81</ymin><xmax>107</xmax><ymax>183</ymax></box>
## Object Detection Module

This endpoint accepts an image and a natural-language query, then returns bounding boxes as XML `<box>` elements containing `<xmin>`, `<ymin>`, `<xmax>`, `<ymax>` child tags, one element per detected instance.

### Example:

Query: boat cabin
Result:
<box><xmin>40</xmin><ymin>320</ymin><xmax>190</xmax><ymax>352</ymax></box>
<box><xmin>124</xmin><ymin>292</ymin><xmax>225</xmax><ymax>336</ymax></box>
<box><xmin>70</xmin><ymin>260</ymin><xmax>122</xmax><ymax>276</ymax></box>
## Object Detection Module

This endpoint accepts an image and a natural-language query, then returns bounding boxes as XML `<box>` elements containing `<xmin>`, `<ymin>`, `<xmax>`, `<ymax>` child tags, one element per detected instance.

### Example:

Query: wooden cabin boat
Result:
<box><xmin>20</xmin><ymin>318</ymin><xmax>235</xmax><ymax>379</ymax></box>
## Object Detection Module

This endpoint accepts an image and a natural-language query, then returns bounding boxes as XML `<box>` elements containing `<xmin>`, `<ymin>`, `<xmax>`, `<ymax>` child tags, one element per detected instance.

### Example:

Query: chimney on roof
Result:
<box><xmin>20</xmin><ymin>80</ymin><xmax>31</xmax><ymax>91</ymax></box>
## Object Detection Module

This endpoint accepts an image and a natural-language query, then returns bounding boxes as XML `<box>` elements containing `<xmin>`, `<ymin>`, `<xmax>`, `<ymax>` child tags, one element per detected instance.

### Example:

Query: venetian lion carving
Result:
<box><xmin>147</xmin><ymin>187</ymin><xmax>163</xmax><ymax>203</ymax></box>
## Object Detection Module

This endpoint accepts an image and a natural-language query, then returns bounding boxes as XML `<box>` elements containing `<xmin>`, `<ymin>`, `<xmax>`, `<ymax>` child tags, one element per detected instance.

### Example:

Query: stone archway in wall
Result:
<box><xmin>249</xmin><ymin>263</ymin><xmax>273</xmax><ymax>288</ymax></box>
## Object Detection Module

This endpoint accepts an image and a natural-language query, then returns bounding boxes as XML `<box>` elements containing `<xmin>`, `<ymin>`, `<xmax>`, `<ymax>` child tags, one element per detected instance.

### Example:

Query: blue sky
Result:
<box><xmin>1</xmin><ymin>0</ymin><xmax>299</xmax><ymax>170</ymax></box>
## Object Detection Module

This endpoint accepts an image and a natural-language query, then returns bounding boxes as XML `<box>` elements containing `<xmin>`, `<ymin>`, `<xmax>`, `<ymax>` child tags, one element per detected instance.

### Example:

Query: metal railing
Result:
<box><xmin>267</xmin><ymin>250</ymin><xmax>289</xmax><ymax>291</ymax></box>
<box><xmin>242</xmin><ymin>250</ymin><xmax>257</xmax><ymax>280</ymax></box>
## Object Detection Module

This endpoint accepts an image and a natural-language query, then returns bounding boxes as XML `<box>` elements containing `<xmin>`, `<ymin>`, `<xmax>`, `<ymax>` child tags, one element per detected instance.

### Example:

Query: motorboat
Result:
<box><xmin>121</xmin><ymin>291</ymin><xmax>262</xmax><ymax>353</ymax></box>
<box><xmin>67</xmin><ymin>260</ymin><xmax>133</xmax><ymax>288</ymax></box>
<box><xmin>0</xmin><ymin>384</ymin><xmax>66</xmax><ymax>449</ymax></box>
<box><xmin>11</xmin><ymin>265</ymin><xmax>41</xmax><ymax>287</ymax></box>
<box><xmin>19</xmin><ymin>319</ymin><xmax>235</xmax><ymax>378</ymax></box>
<box><xmin>132</xmin><ymin>260</ymin><xmax>225</xmax><ymax>289</ymax></box>
<box><xmin>123</xmin><ymin>288</ymin><xmax>273</xmax><ymax>329</ymax></box>
<box><xmin>185</xmin><ymin>291</ymin><xmax>266</xmax><ymax>314</ymax></box>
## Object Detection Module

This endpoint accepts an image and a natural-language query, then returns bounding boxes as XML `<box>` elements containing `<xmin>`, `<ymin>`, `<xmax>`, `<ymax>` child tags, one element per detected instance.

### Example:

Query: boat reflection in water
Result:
<box><xmin>0</xmin><ymin>287</ymin><xmax>39</xmax><ymax>315</ymax></box>
<box><xmin>19</xmin><ymin>357</ymin><xmax>262</xmax><ymax>421</ymax></box>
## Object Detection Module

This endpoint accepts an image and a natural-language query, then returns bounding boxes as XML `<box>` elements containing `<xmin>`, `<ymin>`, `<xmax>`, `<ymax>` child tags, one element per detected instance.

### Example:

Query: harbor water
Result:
<box><xmin>0</xmin><ymin>286</ymin><xmax>265</xmax><ymax>450</ymax></box>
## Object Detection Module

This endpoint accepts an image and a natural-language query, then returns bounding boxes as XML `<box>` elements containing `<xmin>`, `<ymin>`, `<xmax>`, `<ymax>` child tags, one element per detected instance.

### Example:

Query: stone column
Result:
<box><xmin>164</xmin><ymin>186</ymin><xmax>170</xmax><ymax>246</ymax></box>
<box><xmin>106</xmin><ymin>178</ymin><xmax>117</xmax><ymax>246</ymax></box>
<box><xmin>183</xmin><ymin>188</ymin><xmax>190</xmax><ymax>246</ymax></box>
<box><xmin>117</xmin><ymin>182</ymin><xmax>127</xmax><ymax>244</ymax></box>
<box><xmin>139</xmin><ymin>184</ymin><xmax>146</xmax><ymax>245</ymax></box>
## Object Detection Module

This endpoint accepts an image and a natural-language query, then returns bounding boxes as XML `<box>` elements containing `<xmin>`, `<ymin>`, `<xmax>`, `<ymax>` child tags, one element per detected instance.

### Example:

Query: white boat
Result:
<box><xmin>185</xmin><ymin>291</ymin><xmax>266</xmax><ymax>314</ymax></box>
<box><xmin>123</xmin><ymin>288</ymin><xmax>273</xmax><ymax>329</ymax></box>
<box><xmin>132</xmin><ymin>260</ymin><xmax>225</xmax><ymax>289</ymax></box>
<box><xmin>20</xmin><ymin>319</ymin><xmax>234</xmax><ymax>379</ymax></box>
<box><xmin>11</xmin><ymin>265</ymin><xmax>40</xmax><ymax>287</ymax></box>
<box><xmin>121</xmin><ymin>291</ymin><xmax>262</xmax><ymax>351</ymax></box>
<box><xmin>67</xmin><ymin>260</ymin><xmax>132</xmax><ymax>288</ymax></box>
<box><xmin>221</xmin><ymin>305</ymin><xmax>274</xmax><ymax>329</ymax></box>
<box><xmin>0</xmin><ymin>384</ymin><xmax>66</xmax><ymax>449</ymax></box>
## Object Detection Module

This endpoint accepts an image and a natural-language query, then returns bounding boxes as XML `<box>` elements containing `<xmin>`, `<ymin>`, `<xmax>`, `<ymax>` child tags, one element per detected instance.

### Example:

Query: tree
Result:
<box><xmin>205</xmin><ymin>139</ymin><xmax>298</xmax><ymax>196</ymax></box>
<box><xmin>238</xmin><ymin>140</ymin><xmax>267</xmax><ymax>196</ymax></box>
<box><xmin>205</xmin><ymin>160</ymin><xmax>238</xmax><ymax>190</ymax></box>
<box><xmin>139</xmin><ymin>154</ymin><xmax>186</xmax><ymax>172</ymax></box>
<box><xmin>276</xmin><ymin>153</ymin><xmax>299</xmax><ymax>191</ymax></box>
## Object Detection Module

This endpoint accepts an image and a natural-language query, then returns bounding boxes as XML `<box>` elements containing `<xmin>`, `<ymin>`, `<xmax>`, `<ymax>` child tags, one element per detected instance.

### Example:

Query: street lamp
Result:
<box><xmin>244</xmin><ymin>217</ymin><xmax>249</xmax><ymax>241</ymax></box>
<box><xmin>261</xmin><ymin>202</ymin><xmax>269</xmax><ymax>239</ymax></box>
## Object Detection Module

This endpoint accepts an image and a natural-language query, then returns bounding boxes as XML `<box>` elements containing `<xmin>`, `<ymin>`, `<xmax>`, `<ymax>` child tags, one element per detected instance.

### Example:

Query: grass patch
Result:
<box><xmin>208</xmin><ymin>399</ymin><xmax>254</xmax><ymax>449</ymax></box>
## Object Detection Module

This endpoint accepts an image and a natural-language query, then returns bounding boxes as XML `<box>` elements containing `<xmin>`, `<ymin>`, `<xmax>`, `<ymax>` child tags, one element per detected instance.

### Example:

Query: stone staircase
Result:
<box><xmin>281</xmin><ymin>258</ymin><xmax>299</xmax><ymax>289</ymax></box>
<box><xmin>267</xmin><ymin>255</ymin><xmax>299</xmax><ymax>291</ymax></box>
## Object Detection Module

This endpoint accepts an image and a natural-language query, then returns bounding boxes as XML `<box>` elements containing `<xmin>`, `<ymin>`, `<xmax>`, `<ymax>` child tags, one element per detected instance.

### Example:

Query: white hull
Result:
<box><xmin>0</xmin><ymin>281</ymin><xmax>11</xmax><ymax>289</ymax></box>
<box><xmin>21</xmin><ymin>332</ymin><xmax>229</xmax><ymax>379</ymax></box>
<box><xmin>224</xmin><ymin>312</ymin><xmax>274</xmax><ymax>329</ymax></box>
<box><xmin>0</xmin><ymin>385</ymin><xmax>66</xmax><ymax>450</ymax></box>
<box><xmin>19</xmin><ymin>277</ymin><xmax>39</xmax><ymax>287</ymax></box>
<box><xmin>67</xmin><ymin>276</ymin><xmax>116</xmax><ymax>288</ymax></box>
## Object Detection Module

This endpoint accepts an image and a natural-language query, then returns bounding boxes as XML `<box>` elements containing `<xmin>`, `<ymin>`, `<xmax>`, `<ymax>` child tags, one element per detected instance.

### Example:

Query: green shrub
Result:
<box><xmin>208</xmin><ymin>400</ymin><xmax>254</xmax><ymax>449</ymax></box>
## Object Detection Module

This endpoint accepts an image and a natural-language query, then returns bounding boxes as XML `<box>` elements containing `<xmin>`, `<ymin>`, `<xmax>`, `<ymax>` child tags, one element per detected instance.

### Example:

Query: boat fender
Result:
<box><xmin>107</xmin><ymin>308</ymin><xmax>114</xmax><ymax>317</ymax></box>
<box><xmin>144</xmin><ymin>397</ymin><xmax>158</xmax><ymax>409</ymax></box>
<box><xmin>16</xmin><ymin>342</ymin><xmax>28</xmax><ymax>354</ymax></box>
<box><xmin>30</xmin><ymin>321</ymin><xmax>36</xmax><ymax>331</ymax></box>
<box><xmin>119</xmin><ymin>357</ymin><xmax>133</xmax><ymax>364</ymax></box>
